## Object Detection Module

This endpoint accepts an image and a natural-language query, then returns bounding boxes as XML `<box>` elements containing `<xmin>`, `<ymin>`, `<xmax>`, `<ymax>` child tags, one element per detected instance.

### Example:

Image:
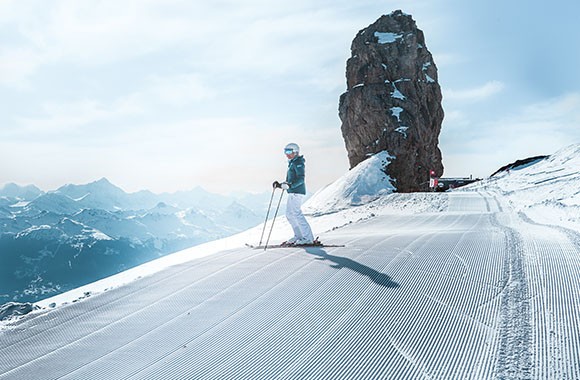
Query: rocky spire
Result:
<box><xmin>339</xmin><ymin>10</ymin><xmax>444</xmax><ymax>192</ymax></box>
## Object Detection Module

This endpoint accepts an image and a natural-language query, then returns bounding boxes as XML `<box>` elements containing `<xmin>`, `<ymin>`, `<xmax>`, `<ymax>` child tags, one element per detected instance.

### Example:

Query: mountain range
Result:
<box><xmin>0</xmin><ymin>178</ymin><xmax>272</xmax><ymax>304</ymax></box>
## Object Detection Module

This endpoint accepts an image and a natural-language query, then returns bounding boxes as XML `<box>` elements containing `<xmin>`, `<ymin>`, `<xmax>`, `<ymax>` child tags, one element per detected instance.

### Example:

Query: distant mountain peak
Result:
<box><xmin>88</xmin><ymin>177</ymin><xmax>124</xmax><ymax>191</ymax></box>
<box><xmin>94</xmin><ymin>177</ymin><xmax>113</xmax><ymax>185</ymax></box>
<box><xmin>57</xmin><ymin>178</ymin><xmax>126</xmax><ymax>197</ymax></box>
<box><xmin>0</xmin><ymin>183</ymin><xmax>43</xmax><ymax>200</ymax></box>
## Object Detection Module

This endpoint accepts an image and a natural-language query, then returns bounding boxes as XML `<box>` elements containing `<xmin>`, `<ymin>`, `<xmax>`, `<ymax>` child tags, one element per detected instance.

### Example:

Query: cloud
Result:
<box><xmin>431</xmin><ymin>52</ymin><xmax>468</xmax><ymax>67</ymax></box>
<box><xmin>484</xmin><ymin>93</ymin><xmax>580</xmax><ymax>153</ymax></box>
<box><xmin>6</xmin><ymin>72</ymin><xmax>217</xmax><ymax>139</ymax></box>
<box><xmin>519</xmin><ymin>93</ymin><xmax>580</xmax><ymax>123</ymax></box>
<box><xmin>0</xmin><ymin>48</ymin><xmax>47</xmax><ymax>89</ymax></box>
<box><xmin>441</xmin><ymin>93</ymin><xmax>580</xmax><ymax>177</ymax></box>
<box><xmin>444</xmin><ymin>80</ymin><xmax>505</xmax><ymax>102</ymax></box>
<box><xmin>0</xmin><ymin>1</ymin><xmax>210</xmax><ymax>87</ymax></box>
<box><xmin>9</xmin><ymin>99</ymin><xmax>138</xmax><ymax>138</ymax></box>
<box><xmin>442</xmin><ymin>110</ymin><xmax>468</xmax><ymax>126</ymax></box>
<box><xmin>34</xmin><ymin>1</ymin><xmax>199</xmax><ymax>63</ymax></box>
<box><xmin>0</xmin><ymin>1</ymin><xmax>367</xmax><ymax>92</ymax></box>
<box><xmin>121</xmin><ymin>74</ymin><xmax>218</xmax><ymax>109</ymax></box>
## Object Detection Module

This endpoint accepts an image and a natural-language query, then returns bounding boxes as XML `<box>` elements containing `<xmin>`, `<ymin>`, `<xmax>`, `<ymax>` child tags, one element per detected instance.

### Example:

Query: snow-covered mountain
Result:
<box><xmin>54</xmin><ymin>178</ymin><xmax>133</xmax><ymax>210</ymax></box>
<box><xmin>0</xmin><ymin>180</ymin><xmax>270</xmax><ymax>304</ymax></box>
<box><xmin>0</xmin><ymin>183</ymin><xmax>42</xmax><ymax>201</ymax></box>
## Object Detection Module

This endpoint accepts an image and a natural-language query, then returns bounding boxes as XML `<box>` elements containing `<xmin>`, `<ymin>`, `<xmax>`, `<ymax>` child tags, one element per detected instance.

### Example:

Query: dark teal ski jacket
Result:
<box><xmin>286</xmin><ymin>155</ymin><xmax>307</xmax><ymax>194</ymax></box>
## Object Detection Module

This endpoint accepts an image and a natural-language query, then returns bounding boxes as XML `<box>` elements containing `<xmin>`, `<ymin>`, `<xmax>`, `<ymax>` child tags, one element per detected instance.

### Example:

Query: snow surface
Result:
<box><xmin>461</xmin><ymin>143</ymin><xmax>580</xmax><ymax>232</ymax></box>
<box><xmin>1</xmin><ymin>144</ymin><xmax>579</xmax><ymax>379</ymax></box>
<box><xmin>303</xmin><ymin>151</ymin><xmax>395</xmax><ymax>214</ymax></box>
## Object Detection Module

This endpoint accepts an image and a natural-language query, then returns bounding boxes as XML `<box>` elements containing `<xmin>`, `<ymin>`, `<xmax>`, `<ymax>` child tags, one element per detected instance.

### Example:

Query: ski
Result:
<box><xmin>245</xmin><ymin>243</ymin><xmax>345</xmax><ymax>249</ymax></box>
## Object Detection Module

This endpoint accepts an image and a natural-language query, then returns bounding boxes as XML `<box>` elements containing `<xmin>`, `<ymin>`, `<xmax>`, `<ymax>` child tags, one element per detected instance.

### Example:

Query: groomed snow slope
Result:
<box><xmin>1</xmin><ymin>145</ymin><xmax>579</xmax><ymax>379</ymax></box>
<box><xmin>461</xmin><ymin>143</ymin><xmax>580</xmax><ymax>232</ymax></box>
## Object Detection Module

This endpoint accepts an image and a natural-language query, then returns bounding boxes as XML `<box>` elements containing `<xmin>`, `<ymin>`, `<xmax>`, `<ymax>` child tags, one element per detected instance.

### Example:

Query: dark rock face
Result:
<box><xmin>490</xmin><ymin>155</ymin><xmax>548</xmax><ymax>177</ymax></box>
<box><xmin>339</xmin><ymin>10</ymin><xmax>444</xmax><ymax>192</ymax></box>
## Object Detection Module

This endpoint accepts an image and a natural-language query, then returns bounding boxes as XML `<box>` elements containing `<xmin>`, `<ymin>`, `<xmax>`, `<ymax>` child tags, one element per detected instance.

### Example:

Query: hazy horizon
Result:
<box><xmin>1</xmin><ymin>0</ymin><xmax>579</xmax><ymax>194</ymax></box>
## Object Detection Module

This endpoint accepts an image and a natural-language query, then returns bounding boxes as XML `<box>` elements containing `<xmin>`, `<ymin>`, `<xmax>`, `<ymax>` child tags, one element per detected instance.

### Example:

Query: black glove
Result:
<box><xmin>272</xmin><ymin>181</ymin><xmax>281</xmax><ymax>189</ymax></box>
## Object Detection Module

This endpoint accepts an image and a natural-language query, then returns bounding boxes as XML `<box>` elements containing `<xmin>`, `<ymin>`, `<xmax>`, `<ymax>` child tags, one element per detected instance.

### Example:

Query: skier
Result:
<box><xmin>273</xmin><ymin>143</ymin><xmax>315</xmax><ymax>246</ymax></box>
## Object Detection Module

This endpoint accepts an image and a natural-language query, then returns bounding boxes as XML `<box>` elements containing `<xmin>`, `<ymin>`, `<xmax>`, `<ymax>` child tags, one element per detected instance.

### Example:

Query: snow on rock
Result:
<box><xmin>390</xmin><ymin>106</ymin><xmax>403</xmax><ymax>122</ymax></box>
<box><xmin>304</xmin><ymin>151</ymin><xmax>395</xmax><ymax>214</ymax></box>
<box><xmin>374</xmin><ymin>31</ymin><xmax>403</xmax><ymax>44</ymax></box>
<box><xmin>395</xmin><ymin>126</ymin><xmax>409</xmax><ymax>137</ymax></box>
<box><xmin>15</xmin><ymin>225</ymin><xmax>61</xmax><ymax>240</ymax></box>
<box><xmin>390</xmin><ymin>83</ymin><xmax>406</xmax><ymax>100</ymax></box>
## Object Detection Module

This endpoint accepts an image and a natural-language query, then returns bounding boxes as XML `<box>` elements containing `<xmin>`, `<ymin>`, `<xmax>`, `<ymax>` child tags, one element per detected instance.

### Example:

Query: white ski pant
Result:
<box><xmin>285</xmin><ymin>193</ymin><xmax>314</xmax><ymax>242</ymax></box>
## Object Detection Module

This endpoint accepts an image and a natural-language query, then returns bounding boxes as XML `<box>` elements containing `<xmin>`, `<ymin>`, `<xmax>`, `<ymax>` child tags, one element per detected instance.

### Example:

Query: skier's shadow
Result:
<box><xmin>304</xmin><ymin>247</ymin><xmax>399</xmax><ymax>289</ymax></box>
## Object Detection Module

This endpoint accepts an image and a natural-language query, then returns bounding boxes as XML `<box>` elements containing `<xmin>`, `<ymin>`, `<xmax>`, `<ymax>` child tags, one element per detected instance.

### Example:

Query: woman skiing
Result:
<box><xmin>273</xmin><ymin>143</ymin><xmax>315</xmax><ymax>246</ymax></box>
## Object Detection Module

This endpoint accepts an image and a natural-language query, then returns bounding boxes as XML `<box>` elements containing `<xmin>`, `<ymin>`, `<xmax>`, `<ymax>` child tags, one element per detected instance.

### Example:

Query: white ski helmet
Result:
<box><xmin>284</xmin><ymin>143</ymin><xmax>300</xmax><ymax>154</ymax></box>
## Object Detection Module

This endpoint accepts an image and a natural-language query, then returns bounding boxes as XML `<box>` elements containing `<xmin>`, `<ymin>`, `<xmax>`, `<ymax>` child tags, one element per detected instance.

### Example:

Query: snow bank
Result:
<box><xmin>0</xmin><ymin>302</ymin><xmax>38</xmax><ymax>322</ymax></box>
<box><xmin>304</xmin><ymin>151</ymin><xmax>395</xmax><ymax>214</ymax></box>
<box><xmin>461</xmin><ymin>143</ymin><xmax>580</xmax><ymax>231</ymax></box>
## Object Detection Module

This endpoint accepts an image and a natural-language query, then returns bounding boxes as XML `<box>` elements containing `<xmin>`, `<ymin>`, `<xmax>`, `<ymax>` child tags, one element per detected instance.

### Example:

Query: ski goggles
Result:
<box><xmin>284</xmin><ymin>149</ymin><xmax>295</xmax><ymax>154</ymax></box>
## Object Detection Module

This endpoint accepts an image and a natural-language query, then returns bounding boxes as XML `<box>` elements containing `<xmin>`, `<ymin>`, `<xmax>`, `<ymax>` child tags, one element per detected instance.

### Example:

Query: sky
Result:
<box><xmin>1</xmin><ymin>0</ymin><xmax>579</xmax><ymax>195</ymax></box>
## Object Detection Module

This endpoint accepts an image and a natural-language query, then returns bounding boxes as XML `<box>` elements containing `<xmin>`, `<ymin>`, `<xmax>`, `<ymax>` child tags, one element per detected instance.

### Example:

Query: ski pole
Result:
<box><xmin>264</xmin><ymin>189</ymin><xmax>284</xmax><ymax>250</ymax></box>
<box><xmin>258</xmin><ymin>186</ymin><xmax>276</xmax><ymax>247</ymax></box>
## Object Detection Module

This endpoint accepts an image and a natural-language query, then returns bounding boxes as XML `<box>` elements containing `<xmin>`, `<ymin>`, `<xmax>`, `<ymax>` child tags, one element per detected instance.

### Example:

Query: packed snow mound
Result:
<box><xmin>304</xmin><ymin>151</ymin><xmax>395</xmax><ymax>214</ymax></box>
<box><xmin>0</xmin><ymin>302</ymin><xmax>39</xmax><ymax>321</ymax></box>
<box><xmin>462</xmin><ymin>143</ymin><xmax>580</xmax><ymax>230</ymax></box>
